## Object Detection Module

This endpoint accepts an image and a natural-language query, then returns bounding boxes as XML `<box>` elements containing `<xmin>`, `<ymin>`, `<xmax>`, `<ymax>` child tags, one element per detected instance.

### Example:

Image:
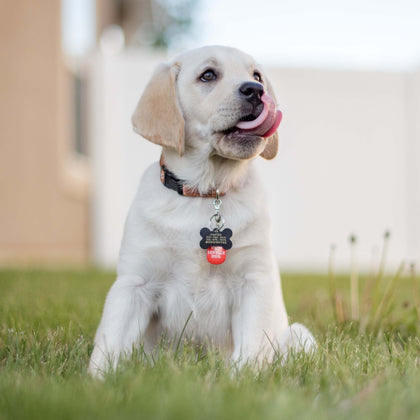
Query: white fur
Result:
<box><xmin>89</xmin><ymin>46</ymin><xmax>315</xmax><ymax>377</ymax></box>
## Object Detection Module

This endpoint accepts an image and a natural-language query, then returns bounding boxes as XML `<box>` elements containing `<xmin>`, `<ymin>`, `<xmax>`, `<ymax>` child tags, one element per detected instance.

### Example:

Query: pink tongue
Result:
<box><xmin>235</xmin><ymin>93</ymin><xmax>282</xmax><ymax>138</ymax></box>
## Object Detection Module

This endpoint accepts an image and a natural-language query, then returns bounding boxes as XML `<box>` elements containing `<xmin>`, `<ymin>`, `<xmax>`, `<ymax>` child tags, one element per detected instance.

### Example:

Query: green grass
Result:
<box><xmin>1</xmin><ymin>268</ymin><xmax>419</xmax><ymax>420</ymax></box>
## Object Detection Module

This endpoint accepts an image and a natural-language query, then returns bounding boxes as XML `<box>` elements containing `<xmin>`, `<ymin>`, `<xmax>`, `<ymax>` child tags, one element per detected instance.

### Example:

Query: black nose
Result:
<box><xmin>239</xmin><ymin>82</ymin><xmax>264</xmax><ymax>105</ymax></box>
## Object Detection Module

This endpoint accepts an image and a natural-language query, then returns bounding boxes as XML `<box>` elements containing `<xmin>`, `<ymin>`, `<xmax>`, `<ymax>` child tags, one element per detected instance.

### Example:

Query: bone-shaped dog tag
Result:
<box><xmin>200</xmin><ymin>228</ymin><xmax>233</xmax><ymax>265</ymax></box>
<box><xmin>199</xmin><ymin>228</ymin><xmax>232</xmax><ymax>250</ymax></box>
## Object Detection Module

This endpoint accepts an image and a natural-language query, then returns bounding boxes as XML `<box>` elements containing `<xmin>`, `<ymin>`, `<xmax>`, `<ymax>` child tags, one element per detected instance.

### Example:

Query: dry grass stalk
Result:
<box><xmin>349</xmin><ymin>235</ymin><xmax>359</xmax><ymax>320</ymax></box>
<box><xmin>328</xmin><ymin>230</ymin><xmax>419</xmax><ymax>336</ymax></box>
<box><xmin>410</xmin><ymin>263</ymin><xmax>420</xmax><ymax>321</ymax></box>
<box><xmin>372</xmin><ymin>261</ymin><xmax>405</xmax><ymax>334</ymax></box>
<box><xmin>328</xmin><ymin>244</ymin><xmax>338</xmax><ymax>322</ymax></box>
<box><xmin>369</xmin><ymin>231</ymin><xmax>391</xmax><ymax>321</ymax></box>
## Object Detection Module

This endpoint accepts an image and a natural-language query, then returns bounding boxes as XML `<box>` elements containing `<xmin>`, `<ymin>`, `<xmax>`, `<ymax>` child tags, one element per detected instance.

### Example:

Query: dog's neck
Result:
<box><xmin>161</xmin><ymin>148</ymin><xmax>253</xmax><ymax>196</ymax></box>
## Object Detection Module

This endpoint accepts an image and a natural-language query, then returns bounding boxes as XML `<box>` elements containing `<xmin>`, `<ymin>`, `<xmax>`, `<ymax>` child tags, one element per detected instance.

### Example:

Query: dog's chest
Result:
<box><xmin>157</xmin><ymin>262</ymin><xmax>237</xmax><ymax>347</ymax></box>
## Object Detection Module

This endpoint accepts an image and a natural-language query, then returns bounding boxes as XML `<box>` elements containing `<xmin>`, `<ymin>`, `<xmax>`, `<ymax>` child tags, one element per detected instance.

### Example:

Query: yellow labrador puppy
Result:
<box><xmin>89</xmin><ymin>45</ymin><xmax>315</xmax><ymax>377</ymax></box>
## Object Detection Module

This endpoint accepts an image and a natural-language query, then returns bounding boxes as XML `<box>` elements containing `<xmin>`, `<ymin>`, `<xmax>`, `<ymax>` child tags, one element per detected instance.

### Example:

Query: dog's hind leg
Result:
<box><xmin>88</xmin><ymin>275</ymin><xmax>154</xmax><ymax>378</ymax></box>
<box><xmin>278</xmin><ymin>323</ymin><xmax>317</xmax><ymax>358</ymax></box>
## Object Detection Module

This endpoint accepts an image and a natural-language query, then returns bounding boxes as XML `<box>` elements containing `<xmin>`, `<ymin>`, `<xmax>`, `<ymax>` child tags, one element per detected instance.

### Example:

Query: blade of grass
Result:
<box><xmin>174</xmin><ymin>311</ymin><xmax>193</xmax><ymax>360</ymax></box>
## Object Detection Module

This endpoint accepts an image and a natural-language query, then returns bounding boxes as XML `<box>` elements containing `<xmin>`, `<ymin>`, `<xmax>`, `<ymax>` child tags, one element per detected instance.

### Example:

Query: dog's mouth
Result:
<box><xmin>222</xmin><ymin>93</ymin><xmax>283</xmax><ymax>138</ymax></box>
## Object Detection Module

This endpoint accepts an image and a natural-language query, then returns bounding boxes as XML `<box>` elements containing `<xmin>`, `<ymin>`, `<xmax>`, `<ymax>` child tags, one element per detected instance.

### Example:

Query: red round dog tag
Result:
<box><xmin>207</xmin><ymin>246</ymin><xmax>226</xmax><ymax>264</ymax></box>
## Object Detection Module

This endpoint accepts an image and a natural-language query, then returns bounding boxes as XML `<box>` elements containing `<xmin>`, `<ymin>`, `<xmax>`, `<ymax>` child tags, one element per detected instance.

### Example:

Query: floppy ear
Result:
<box><xmin>260</xmin><ymin>79</ymin><xmax>279</xmax><ymax>160</ymax></box>
<box><xmin>131</xmin><ymin>62</ymin><xmax>185</xmax><ymax>155</ymax></box>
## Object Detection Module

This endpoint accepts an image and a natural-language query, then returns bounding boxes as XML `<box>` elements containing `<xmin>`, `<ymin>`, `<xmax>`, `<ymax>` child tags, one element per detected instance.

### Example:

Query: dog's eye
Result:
<box><xmin>253</xmin><ymin>71</ymin><xmax>262</xmax><ymax>83</ymax></box>
<box><xmin>200</xmin><ymin>69</ymin><xmax>217</xmax><ymax>82</ymax></box>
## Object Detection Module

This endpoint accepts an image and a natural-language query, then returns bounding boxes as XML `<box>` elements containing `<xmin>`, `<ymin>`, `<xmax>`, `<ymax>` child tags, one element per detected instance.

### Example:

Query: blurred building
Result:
<box><xmin>0</xmin><ymin>0</ymin><xmax>198</xmax><ymax>265</ymax></box>
<box><xmin>0</xmin><ymin>1</ymin><xmax>87</xmax><ymax>264</ymax></box>
<box><xmin>0</xmin><ymin>0</ymin><xmax>147</xmax><ymax>264</ymax></box>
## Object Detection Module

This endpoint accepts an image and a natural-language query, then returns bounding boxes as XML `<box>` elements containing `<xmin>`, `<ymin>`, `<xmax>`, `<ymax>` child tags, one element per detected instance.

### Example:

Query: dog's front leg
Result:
<box><xmin>88</xmin><ymin>275</ymin><xmax>153</xmax><ymax>378</ymax></box>
<box><xmin>231</xmin><ymin>282</ymin><xmax>276</xmax><ymax>369</ymax></box>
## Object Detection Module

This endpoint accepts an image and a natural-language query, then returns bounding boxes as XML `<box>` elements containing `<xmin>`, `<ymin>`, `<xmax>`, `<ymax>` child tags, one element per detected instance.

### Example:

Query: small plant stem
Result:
<box><xmin>377</xmin><ymin>232</ymin><xmax>390</xmax><ymax>280</ymax></box>
<box><xmin>370</xmin><ymin>231</ymin><xmax>391</xmax><ymax>320</ymax></box>
<box><xmin>335</xmin><ymin>294</ymin><xmax>346</xmax><ymax>324</ymax></box>
<box><xmin>359</xmin><ymin>247</ymin><xmax>379</xmax><ymax>333</ymax></box>
<box><xmin>350</xmin><ymin>239</ymin><xmax>359</xmax><ymax>321</ymax></box>
<box><xmin>410</xmin><ymin>263</ymin><xmax>420</xmax><ymax>321</ymax></box>
<box><xmin>372</xmin><ymin>261</ymin><xmax>405</xmax><ymax>334</ymax></box>
<box><xmin>328</xmin><ymin>244</ymin><xmax>338</xmax><ymax>322</ymax></box>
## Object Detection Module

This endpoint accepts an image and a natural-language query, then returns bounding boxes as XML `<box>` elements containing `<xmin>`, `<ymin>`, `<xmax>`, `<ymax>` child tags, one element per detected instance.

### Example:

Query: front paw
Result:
<box><xmin>88</xmin><ymin>345</ymin><xmax>119</xmax><ymax>379</ymax></box>
<box><xmin>230</xmin><ymin>345</ymin><xmax>274</xmax><ymax>372</ymax></box>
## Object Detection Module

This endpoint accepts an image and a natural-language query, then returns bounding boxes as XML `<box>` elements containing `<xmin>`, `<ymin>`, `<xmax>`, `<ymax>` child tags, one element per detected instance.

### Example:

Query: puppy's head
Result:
<box><xmin>132</xmin><ymin>46</ymin><xmax>281</xmax><ymax>160</ymax></box>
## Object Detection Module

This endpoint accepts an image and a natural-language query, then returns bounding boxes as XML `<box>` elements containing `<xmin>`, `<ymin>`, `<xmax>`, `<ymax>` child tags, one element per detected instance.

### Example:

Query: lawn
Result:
<box><xmin>0</xmin><ymin>268</ymin><xmax>419</xmax><ymax>420</ymax></box>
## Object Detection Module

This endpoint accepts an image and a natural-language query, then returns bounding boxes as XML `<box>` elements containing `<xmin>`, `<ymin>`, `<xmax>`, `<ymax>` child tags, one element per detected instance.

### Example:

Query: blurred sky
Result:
<box><xmin>186</xmin><ymin>0</ymin><xmax>420</xmax><ymax>71</ymax></box>
<box><xmin>62</xmin><ymin>0</ymin><xmax>420</xmax><ymax>71</ymax></box>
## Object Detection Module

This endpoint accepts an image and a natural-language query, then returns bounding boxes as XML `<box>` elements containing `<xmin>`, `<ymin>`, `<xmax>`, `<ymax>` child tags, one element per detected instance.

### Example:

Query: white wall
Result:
<box><xmin>406</xmin><ymin>71</ymin><xmax>420</xmax><ymax>266</ymax></box>
<box><xmin>88</xmin><ymin>50</ymin><xmax>420</xmax><ymax>272</ymax></box>
<box><xmin>88</xmin><ymin>50</ymin><xmax>164</xmax><ymax>267</ymax></box>
<box><xmin>263</xmin><ymin>68</ymin><xmax>412</xmax><ymax>271</ymax></box>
